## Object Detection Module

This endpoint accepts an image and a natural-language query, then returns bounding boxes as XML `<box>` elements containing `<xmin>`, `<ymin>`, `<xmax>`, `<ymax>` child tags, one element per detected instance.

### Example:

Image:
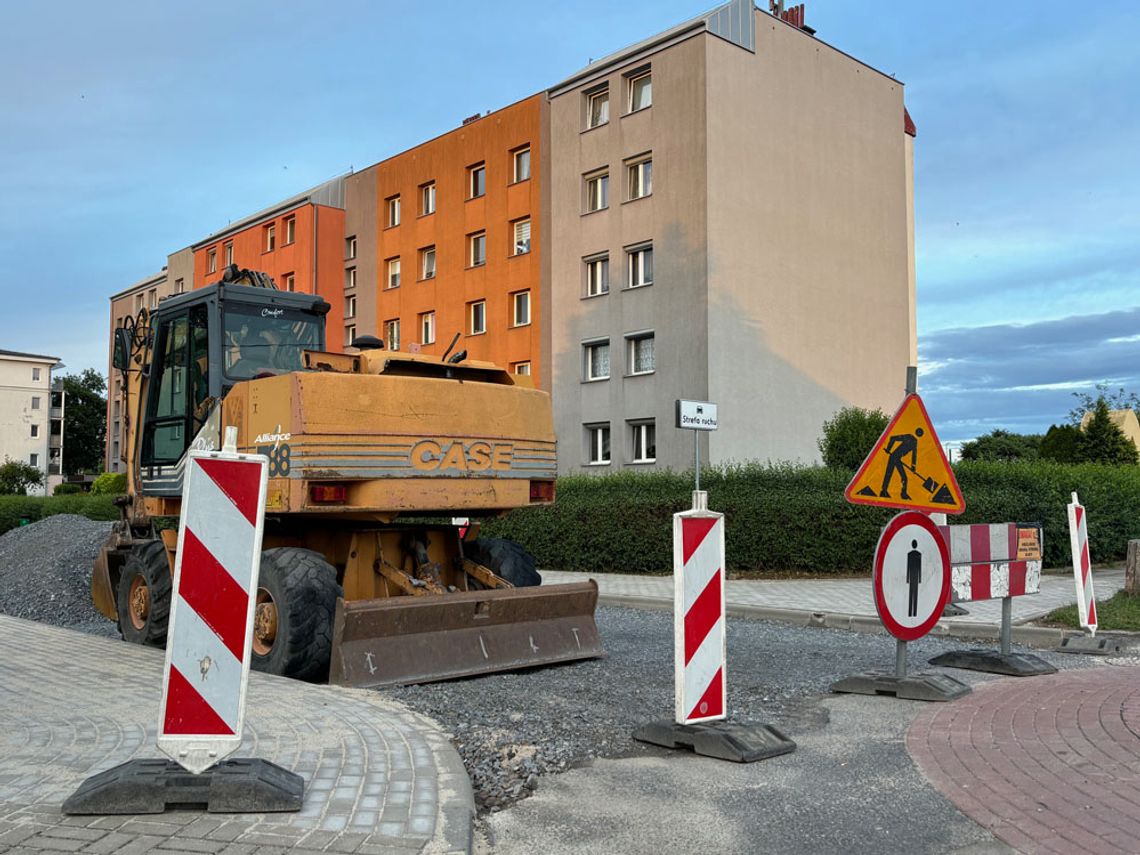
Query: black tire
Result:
<box><xmin>251</xmin><ymin>548</ymin><xmax>342</xmax><ymax>682</ymax></box>
<box><xmin>117</xmin><ymin>540</ymin><xmax>172</xmax><ymax>647</ymax></box>
<box><xmin>465</xmin><ymin>538</ymin><xmax>542</xmax><ymax>587</ymax></box>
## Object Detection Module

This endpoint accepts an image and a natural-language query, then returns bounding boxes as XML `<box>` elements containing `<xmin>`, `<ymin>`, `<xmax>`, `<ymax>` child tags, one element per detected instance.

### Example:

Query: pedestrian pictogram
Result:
<box><xmin>873</xmin><ymin>511</ymin><xmax>951</xmax><ymax>642</ymax></box>
<box><xmin>845</xmin><ymin>394</ymin><xmax>965</xmax><ymax>515</ymax></box>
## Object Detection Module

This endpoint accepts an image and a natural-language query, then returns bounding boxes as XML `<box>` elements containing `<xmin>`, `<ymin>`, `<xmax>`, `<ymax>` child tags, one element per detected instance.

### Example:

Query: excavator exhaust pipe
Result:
<box><xmin>328</xmin><ymin>581</ymin><xmax>603</xmax><ymax>688</ymax></box>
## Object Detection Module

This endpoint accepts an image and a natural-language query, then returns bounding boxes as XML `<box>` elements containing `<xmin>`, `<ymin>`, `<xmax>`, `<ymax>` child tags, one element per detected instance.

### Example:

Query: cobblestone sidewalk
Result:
<box><xmin>0</xmin><ymin>616</ymin><xmax>472</xmax><ymax>855</ymax></box>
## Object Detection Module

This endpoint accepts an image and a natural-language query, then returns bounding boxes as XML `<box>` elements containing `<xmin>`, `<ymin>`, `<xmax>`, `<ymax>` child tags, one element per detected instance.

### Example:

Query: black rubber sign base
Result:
<box><xmin>830</xmin><ymin>670</ymin><xmax>971</xmax><ymax>702</ymax></box>
<box><xmin>929</xmin><ymin>649</ymin><xmax>1057</xmax><ymax>677</ymax></box>
<box><xmin>633</xmin><ymin>720</ymin><xmax>796</xmax><ymax>763</ymax></box>
<box><xmin>62</xmin><ymin>758</ymin><xmax>304</xmax><ymax>815</ymax></box>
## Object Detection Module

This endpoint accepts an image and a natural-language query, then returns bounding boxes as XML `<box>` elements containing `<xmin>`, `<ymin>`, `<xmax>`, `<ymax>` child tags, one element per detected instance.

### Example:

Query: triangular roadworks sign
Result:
<box><xmin>844</xmin><ymin>393</ymin><xmax>965</xmax><ymax>514</ymax></box>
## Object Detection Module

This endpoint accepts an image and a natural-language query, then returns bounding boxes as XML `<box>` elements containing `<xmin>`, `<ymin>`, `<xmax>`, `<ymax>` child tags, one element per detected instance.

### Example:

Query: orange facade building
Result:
<box><xmin>191</xmin><ymin>179</ymin><xmax>348</xmax><ymax>340</ymax></box>
<box><xmin>348</xmin><ymin>94</ymin><xmax>548</xmax><ymax>387</ymax></box>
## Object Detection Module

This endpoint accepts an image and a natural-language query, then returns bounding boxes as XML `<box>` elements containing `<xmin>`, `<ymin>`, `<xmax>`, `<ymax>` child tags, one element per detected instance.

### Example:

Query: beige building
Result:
<box><xmin>1080</xmin><ymin>408</ymin><xmax>1140</xmax><ymax>453</ymax></box>
<box><xmin>0</xmin><ymin>349</ymin><xmax>62</xmax><ymax>494</ymax></box>
<box><xmin>548</xmin><ymin>0</ymin><xmax>916</xmax><ymax>471</ymax></box>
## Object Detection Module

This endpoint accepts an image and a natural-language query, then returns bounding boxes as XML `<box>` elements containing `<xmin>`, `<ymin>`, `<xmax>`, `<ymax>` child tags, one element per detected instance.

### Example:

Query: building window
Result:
<box><xmin>469</xmin><ymin>163</ymin><xmax>486</xmax><ymax>199</ymax></box>
<box><xmin>585</xmin><ymin>254</ymin><xmax>609</xmax><ymax>297</ymax></box>
<box><xmin>346</xmin><ymin>235</ymin><xmax>357</xmax><ymax>259</ymax></box>
<box><xmin>628</xmin><ymin>69</ymin><xmax>652</xmax><ymax>112</ymax></box>
<box><xmin>31</xmin><ymin>367</ymin><xmax>40</xmax><ymax>381</ymax></box>
<box><xmin>512</xmin><ymin>361</ymin><xmax>531</xmax><ymax>376</ymax></box>
<box><xmin>469</xmin><ymin>300</ymin><xmax>486</xmax><ymax>335</ymax></box>
<box><xmin>31</xmin><ymin>396</ymin><xmax>41</xmax><ymax>410</ymax></box>
<box><xmin>512</xmin><ymin>290</ymin><xmax>531</xmax><ymax>326</ymax></box>
<box><xmin>584</xmin><ymin>340</ymin><xmax>609</xmax><ymax>381</ymax></box>
<box><xmin>30</xmin><ymin>453</ymin><xmax>39</xmax><ymax>468</ymax></box>
<box><xmin>265</xmin><ymin>224</ymin><xmax>276</xmax><ymax>252</ymax></box>
<box><xmin>420</xmin><ymin>311</ymin><xmax>436</xmax><ymax>345</ymax></box>
<box><xmin>628</xmin><ymin>243</ymin><xmax>653</xmax><ymax>288</ymax></box>
<box><xmin>387</xmin><ymin>257</ymin><xmax>401</xmax><ymax>289</ymax></box>
<box><xmin>630</xmin><ymin>420</ymin><xmax>656</xmax><ymax>463</ymax></box>
<box><xmin>585</xmin><ymin>86</ymin><xmax>609</xmax><ymax>129</ymax></box>
<box><xmin>513</xmin><ymin>147</ymin><xmax>531</xmax><ymax>182</ymax></box>
<box><xmin>207</xmin><ymin>249</ymin><xmax>217</xmax><ymax>274</ymax></box>
<box><xmin>149</xmin><ymin>289</ymin><xmax>158</xmax><ymax>309</ymax></box>
<box><xmin>627</xmin><ymin>156</ymin><xmax>652</xmax><ymax>200</ymax></box>
<box><xmin>345</xmin><ymin>324</ymin><xmax>356</xmax><ymax>346</ymax></box>
<box><xmin>469</xmin><ymin>231</ymin><xmax>486</xmax><ymax>267</ymax></box>
<box><xmin>586</xmin><ymin>423</ymin><xmax>611</xmax><ymax>465</ymax></box>
<box><xmin>585</xmin><ymin>170</ymin><xmax>609</xmax><ymax>213</ymax></box>
<box><xmin>175</xmin><ymin>278</ymin><xmax>185</xmax><ymax>294</ymax></box>
<box><xmin>386</xmin><ymin>195</ymin><xmax>401</xmax><ymax>228</ymax></box>
<box><xmin>345</xmin><ymin>267</ymin><xmax>356</xmax><ymax>290</ymax></box>
<box><xmin>513</xmin><ymin>219</ymin><xmax>531</xmax><ymax>256</ymax></box>
<box><xmin>224</xmin><ymin>241</ymin><xmax>234</xmax><ymax>266</ymax></box>
<box><xmin>284</xmin><ymin>272</ymin><xmax>295</xmax><ymax>292</ymax></box>
<box><xmin>135</xmin><ymin>293</ymin><xmax>144</xmax><ymax>311</ymax></box>
<box><xmin>345</xmin><ymin>295</ymin><xmax>357</xmax><ymax>319</ymax></box>
<box><xmin>420</xmin><ymin>246</ymin><xmax>436</xmax><ymax>280</ymax></box>
<box><xmin>627</xmin><ymin>332</ymin><xmax>655</xmax><ymax>375</ymax></box>
<box><xmin>288</xmin><ymin>216</ymin><xmax>298</xmax><ymax>244</ymax></box>
<box><xmin>30</xmin><ymin>424</ymin><xmax>39</xmax><ymax>438</ymax></box>
<box><xmin>421</xmin><ymin>182</ymin><xmax>436</xmax><ymax>215</ymax></box>
<box><xmin>385</xmin><ymin>318</ymin><xmax>401</xmax><ymax>351</ymax></box>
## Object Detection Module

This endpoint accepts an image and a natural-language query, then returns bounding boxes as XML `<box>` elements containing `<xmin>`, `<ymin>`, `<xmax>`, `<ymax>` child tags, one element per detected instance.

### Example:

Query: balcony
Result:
<box><xmin>48</xmin><ymin>464</ymin><xmax>61</xmax><ymax>476</ymax></box>
<box><xmin>49</xmin><ymin>407</ymin><xmax>63</xmax><ymax>420</ymax></box>
<box><xmin>49</xmin><ymin>436</ymin><xmax>63</xmax><ymax>450</ymax></box>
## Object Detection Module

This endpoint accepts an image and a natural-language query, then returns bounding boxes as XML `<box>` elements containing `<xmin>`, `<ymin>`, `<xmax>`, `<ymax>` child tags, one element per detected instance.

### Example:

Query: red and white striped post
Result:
<box><xmin>1067</xmin><ymin>491</ymin><xmax>1097</xmax><ymax>635</ymax></box>
<box><xmin>157</xmin><ymin>427</ymin><xmax>269</xmax><ymax>774</ymax></box>
<box><xmin>674</xmin><ymin>492</ymin><xmax>726</xmax><ymax>725</ymax></box>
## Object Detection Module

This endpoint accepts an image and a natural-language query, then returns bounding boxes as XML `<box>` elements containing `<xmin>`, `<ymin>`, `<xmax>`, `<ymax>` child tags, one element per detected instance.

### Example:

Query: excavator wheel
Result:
<box><xmin>251</xmin><ymin>548</ymin><xmax>342</xmax><ymax>682</ymax></box>
<box><xmin>116</xmin><ymin>540</ymin><xmax>172</xmax><ymax>647</ymax></box>
<box><xmin>465</xmin><ymin>538</ymin><xmax>541</xmax><ymax>587</ymax></box>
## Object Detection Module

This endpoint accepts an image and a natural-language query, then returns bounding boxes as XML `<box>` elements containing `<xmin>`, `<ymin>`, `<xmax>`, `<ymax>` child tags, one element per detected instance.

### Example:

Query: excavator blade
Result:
<box><xmin>328</xmin><ymin>581</ymin><xmax>603</xmax><ymax>688</ymax></box>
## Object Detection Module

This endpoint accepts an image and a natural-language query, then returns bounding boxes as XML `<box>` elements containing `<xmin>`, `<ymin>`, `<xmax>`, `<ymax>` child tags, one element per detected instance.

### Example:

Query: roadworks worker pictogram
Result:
<box><xmin>844</xmin><ymin>393</ymin><xmax>965</xmax><ymax>515</ymax></box>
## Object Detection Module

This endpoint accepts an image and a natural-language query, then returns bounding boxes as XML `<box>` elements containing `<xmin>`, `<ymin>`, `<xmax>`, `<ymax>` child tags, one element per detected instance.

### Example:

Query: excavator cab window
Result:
<box><xmin>223</xmin><ymin>302</ymin><xmax>322</xmax><ymax>381</ymax></box>
<box><xmin>141</xmin><ymin>305</ymin><xmax>210</xmax><ymax>466</ymax></box>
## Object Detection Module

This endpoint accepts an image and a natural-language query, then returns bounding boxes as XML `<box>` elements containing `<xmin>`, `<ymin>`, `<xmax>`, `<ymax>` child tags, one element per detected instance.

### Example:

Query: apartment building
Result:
<box><xmin>0</xmin><ymin>349</ymin><xmax>62</xmax><ymax>495</ymax></box>
<box><xmin>548</xmin><ymin>0</ymin><xmax>915</xmax><ymax>471</ymax></box>
<box><xmin>344</xmin><ymin>95</ymin><xmax>548</xmax><ymax>385</ymax></box>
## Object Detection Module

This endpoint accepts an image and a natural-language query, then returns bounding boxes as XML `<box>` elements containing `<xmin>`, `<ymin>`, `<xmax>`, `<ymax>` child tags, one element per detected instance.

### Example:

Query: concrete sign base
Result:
<box><xmin>62</xmin><ymin>758</ymin><xmax>303</xmax><ymax>815</ymax></box>
<box><xmin>633</xmin><ymin>720</ymin><xmax>796</xmax><ymax>763</ymax></box>
<box><xmin>1056</xmin><ymin>634</ymin><xmax>1130</xmax><ymax>656</ymax></box>
<box><xmin>929</xmin><ymin>649</ymin><xmax>1057</xmax><ymax>677</ymax></box>
<box><xmin>830</xmin><ymin>670</ymin><xmax>970</xmax><ymax>702</ymax></box>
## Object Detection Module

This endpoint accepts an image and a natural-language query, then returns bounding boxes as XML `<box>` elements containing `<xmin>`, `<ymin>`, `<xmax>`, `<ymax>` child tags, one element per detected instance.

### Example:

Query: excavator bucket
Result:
<box><xmin>328</xmin><ymin>581</ymin><xmax>603</xmax><ymax>688</ymax></box>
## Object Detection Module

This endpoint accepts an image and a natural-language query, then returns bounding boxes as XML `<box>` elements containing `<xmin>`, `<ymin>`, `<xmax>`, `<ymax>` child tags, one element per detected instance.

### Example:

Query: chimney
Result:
<box><xmin>769</xmin><ymin>1</ymin><xmax>816</xmax><ymax>35</ymax></box>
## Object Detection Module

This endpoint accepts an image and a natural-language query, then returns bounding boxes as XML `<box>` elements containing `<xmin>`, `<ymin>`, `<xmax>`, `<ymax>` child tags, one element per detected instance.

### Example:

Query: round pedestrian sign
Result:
<box><xmin>872</xmin><ymin>511</ymin><xmax>950</xmax><ymax>641</ymax></box>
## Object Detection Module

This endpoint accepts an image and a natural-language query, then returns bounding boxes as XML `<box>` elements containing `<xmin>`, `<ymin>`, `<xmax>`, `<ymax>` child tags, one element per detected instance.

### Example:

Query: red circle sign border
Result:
<box><xmin>872</xmin><ymin>511</ymin><xmax>951</xmax><ymax>642</ymax></box>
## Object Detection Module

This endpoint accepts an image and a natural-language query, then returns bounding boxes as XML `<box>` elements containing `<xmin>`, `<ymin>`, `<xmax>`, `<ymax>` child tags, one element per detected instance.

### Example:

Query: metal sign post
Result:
<box><xmin>675</xmin><ymin>399</ymin><xmax>718</xmax><ymax>493</ymax></box>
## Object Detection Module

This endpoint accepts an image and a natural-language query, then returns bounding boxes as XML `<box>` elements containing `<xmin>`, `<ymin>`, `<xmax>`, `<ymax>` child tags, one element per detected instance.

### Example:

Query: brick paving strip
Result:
<box><xmin>0</xmin><ymin>616</ymin><xmax>473</xmax><ymax>854</ymax></box>
<box><xmin>906</xmin><ymin>665</ymin><xmax>1140</xmax><ymax>855</ymax></box>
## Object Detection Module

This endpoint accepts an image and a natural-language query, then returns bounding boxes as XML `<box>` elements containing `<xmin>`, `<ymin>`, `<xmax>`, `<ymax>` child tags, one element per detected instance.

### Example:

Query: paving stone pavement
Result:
<box><xmin>543</xmin><ymin>567</ymin><xmax>1126</xmax><ymax>627</ymax></box>
<box><xmin>0</xmin><ymin>616</ymin><xmax>472</xmax><ymax>855</ymax></box>
<box><xmin>907</xmin><ymin>665</ymin><xmax>1140</xmax><ymax>854</ymax></box>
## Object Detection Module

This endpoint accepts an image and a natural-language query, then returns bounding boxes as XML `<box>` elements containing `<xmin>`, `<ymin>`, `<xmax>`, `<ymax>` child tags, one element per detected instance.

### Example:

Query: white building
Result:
<box><xmin>0</xmin><ymin>349</ymin><xmax>62</xmax><ymax>495</ymax></box>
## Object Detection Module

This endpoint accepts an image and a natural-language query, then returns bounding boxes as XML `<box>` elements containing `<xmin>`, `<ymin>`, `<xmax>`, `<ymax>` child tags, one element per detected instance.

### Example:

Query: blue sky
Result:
<box><xmin>1</xmin><ymin>1</ymin><xmax>1137</xmax><ymax>444</ymax></box>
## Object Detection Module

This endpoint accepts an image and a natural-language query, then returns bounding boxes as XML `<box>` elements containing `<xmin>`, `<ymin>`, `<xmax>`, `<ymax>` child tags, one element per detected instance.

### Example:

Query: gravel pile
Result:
<box><xmin>0</xmin><ymin>515</ymin><xmax>117</xmax><ymax>636</ymax></box>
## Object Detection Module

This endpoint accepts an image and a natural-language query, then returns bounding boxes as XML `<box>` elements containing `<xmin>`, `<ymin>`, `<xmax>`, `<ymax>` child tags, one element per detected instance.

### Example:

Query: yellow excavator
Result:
<box><xmin>93</xmin><ymin>265</ymin><xmax>601</xmax><ymax>686</ymax></box>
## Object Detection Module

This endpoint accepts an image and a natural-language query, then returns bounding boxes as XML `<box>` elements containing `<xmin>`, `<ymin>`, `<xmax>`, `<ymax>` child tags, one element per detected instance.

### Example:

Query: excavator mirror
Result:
<box><xmin>112</xmin><ymin>328</ymin><xmax>132</xmax><ymax>371</ymax></box>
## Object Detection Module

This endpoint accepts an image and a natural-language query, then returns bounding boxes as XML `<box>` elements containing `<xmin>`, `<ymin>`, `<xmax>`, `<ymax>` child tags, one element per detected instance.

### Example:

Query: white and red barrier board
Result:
<box><xmin>157</xmin><ymin>449</ymin><xmax>268</xmax><ymax>774</ymax></box>
<box><xmin>1067</xmin><ymin>493</ymin><xmax>1097</xmax><ymax>633</ymax></box>
<box><xmin>673</xmin><ymin>509</ymin><xmax>726</xmax><ymax>725</ymax></box>
<box><xmin>940</xmin><ymin>523</ymin><xmax>1042</xmax><ymax>602</ymax></box>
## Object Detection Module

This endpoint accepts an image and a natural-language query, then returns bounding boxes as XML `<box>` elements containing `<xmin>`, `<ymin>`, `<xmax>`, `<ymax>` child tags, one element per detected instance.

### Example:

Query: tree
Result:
<box><xmin>818</xmin><ymin>406</ymin><xmax>890</xmax><ymax>470</ymax></box>
<box><xmin>61</xmin><ymin>369</ymin><xmax>107</xmax><ymax>476</ymax></box>
<box><xmin>1069</xmin><ymin>384</ymin><xmax>1140</xmax><ymax>425</ymax></box>
<box><xmin>0</xmin><ymin>458</ymin><xmax>45</xmax><ymax>495</ymax></box>
<box><xmin>1076</xmin><ymin>398</ymin><xmax>1139</xmax><ymax>465</ymax></box>
<box><xmin>959</xmin><ymin>430</ymin><xmax>1042</xmax><ymax>462</ymax></box>
<box><xmin>1039</xmin><ymin>424</ymin><xmax>1082</xmax><ymax>463</ymax></box>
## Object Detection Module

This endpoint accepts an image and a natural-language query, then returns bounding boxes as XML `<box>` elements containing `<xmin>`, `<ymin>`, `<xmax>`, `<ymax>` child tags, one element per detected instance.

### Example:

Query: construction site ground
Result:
<box><xmin>1</xmin><ymin>518</ymin><xmax>1137</xmax><ymax>854</ymax></box>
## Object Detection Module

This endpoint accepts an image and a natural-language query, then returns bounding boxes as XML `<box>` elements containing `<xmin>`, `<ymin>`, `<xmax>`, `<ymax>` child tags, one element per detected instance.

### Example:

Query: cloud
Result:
<box><xmin>919</xmin><ymin>308</ymin><xmax>1140</xmax><ymax>441</ymax></box>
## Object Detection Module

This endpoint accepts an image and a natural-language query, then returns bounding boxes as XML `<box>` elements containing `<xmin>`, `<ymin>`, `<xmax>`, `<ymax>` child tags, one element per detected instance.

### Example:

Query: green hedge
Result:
<box><xmin>0</xmin><ymin>495</ymin><xmax>119</xmax><ymax>536</ymax></box>
<box><xmin>481</xmin><ymin>461</ymin><xmax>1140</xmax><ymax>575</ymax></box>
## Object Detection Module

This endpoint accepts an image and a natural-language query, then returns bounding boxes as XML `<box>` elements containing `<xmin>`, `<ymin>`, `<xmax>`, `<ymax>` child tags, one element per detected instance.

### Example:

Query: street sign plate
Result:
<box><xmin>873</xmin><ymin>511</ymin><xmax>951</xmax><ymax>642</ymax></box>
<box><xmin>845</xmin><ymin>393</ymin><xmax>965</xmax><ymax>514</ymax></box>
<box><xmin>676</xmin><ymin>400</ymin><xmax>718</xmax><ymax>431</ymax></box>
